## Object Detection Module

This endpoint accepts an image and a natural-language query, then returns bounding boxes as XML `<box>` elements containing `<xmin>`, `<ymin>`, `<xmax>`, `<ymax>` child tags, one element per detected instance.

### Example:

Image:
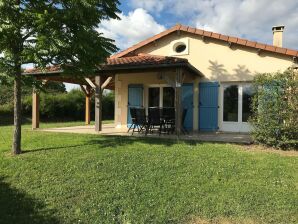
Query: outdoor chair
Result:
<box><xmin>127</xmin><ymin>107</ymin><xmax>137</xmax><ymax>133</ymax></box>
<box><xmin>161</xmin><ymin>107</ymin><xmax>175</xmax><ymax>134</ymax></box>
<box><xmin>181</xmin><ymin>108</ymin><xmax>188</xmax><ymax>134</ymax></box>
<box><xmin>131</xmin><ymin>108</ymin><xmax>148</xmax><ymax>135</ymax></box>
<box><xmin>148</xmin><ymin>107</ymin><xmax>163</xmax><ymax>135</ymax></box>
<box><xmin>165</xmin><ymin>108</ymin><xmax>188</xmax><ymax>135</ymax></box>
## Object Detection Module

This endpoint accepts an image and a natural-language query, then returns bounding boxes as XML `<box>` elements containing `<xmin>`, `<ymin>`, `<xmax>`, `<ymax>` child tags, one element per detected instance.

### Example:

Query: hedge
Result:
<box><xmin>1</xmin><ymin>89</ymin><xmax>114</xmax><ymax>122</ymax></box>
<box><xmin>250</xmin><ymin>68</ymin><xmax>298</xmax><ymax>149</ymax></box>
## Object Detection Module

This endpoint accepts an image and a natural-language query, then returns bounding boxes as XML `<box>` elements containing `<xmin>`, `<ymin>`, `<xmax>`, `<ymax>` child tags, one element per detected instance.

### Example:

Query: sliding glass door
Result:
<box><xmin>221</xmin><ymin>83</ymin><xmax>254</xmax><ymax>132</ymax></box>
<box><xmin>148</xmin><ymin>87</ymin><xmax>160</xmax><ymax>107</ymax></box>
<box><xmin>148</xmin><ymin>86</ymin><xmax>175</xmax><ymax>108</ymax></box>
<box><xmin>163</xmin><ymin>87</ymin><xmax>175</xmax><ymax>107</ymax></box>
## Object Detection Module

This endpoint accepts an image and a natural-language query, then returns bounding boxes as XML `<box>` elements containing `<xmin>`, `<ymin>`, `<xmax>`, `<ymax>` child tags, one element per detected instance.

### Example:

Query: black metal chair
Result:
<box><xmin>162</xmin><ymin>107</ymin><xmax>175</xmax><ymax>134</ymax></box>
<box><xmin>127</xmin><ymin>107</ymin><xmax>148</xmax><ymax>135</ymax></box>
<box><xmin>181</xmin><ymin>108</ymin><xmax>188</xmax><ymax>134</ymax></box>
<box><xmin>133</xmin><ymin>108</ymin><xmax>148</xmax><ymax>135</ymax></box>
<box><xmin>165</xmin><ymin>108</ymin><xmax>188</xmax><ymax>135</ymax></box>
<box><xmin>147</xmin><ymin>107</ymin><xmax>163</xmax><ymax>135</ymax></box>
<box><xmin>127</xmin><ymin>107</ymin><xmax>137</xmax><ymax>133</ymax></box>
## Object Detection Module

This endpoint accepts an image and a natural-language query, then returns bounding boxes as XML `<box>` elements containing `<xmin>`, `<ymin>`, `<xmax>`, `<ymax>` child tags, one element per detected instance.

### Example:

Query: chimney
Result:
<box><xmin>272</xmin><ymin>25</ymin><xmax>285</xmax><ymax>47</ymax></box>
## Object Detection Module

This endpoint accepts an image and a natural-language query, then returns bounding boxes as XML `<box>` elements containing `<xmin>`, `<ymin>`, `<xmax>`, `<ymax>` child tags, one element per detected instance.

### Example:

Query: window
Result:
<box><xmin>148</xmin><ymin>87</ymin><xmax>160</xmax><ymax>107</ymax></box>
<box><xmin>174</xmin><ymin>44</ymin><xmax>186</xmax><ymax>53</ymax></box>
<box><xmin>148</xmin><ymin>86</ymin><xmax>175</xmax><ymax>108</ymax></box>
<box><xmin>163</xmin><ymin>87</ymin><xmax>175</xmax><ymax>107</ymax></box>
<box><xmin>221</xmin><ymin>83</ymin><xmax>254</xmax><ymax>132</ymax></box>
<box><xmin>223</xmin><ymin>85</ymin><xmax>238</xmax><ymax>122</ymax></box>
<box><xmin>170</xmin><ymin>38</ymin><xmax>189</xmax><ymax>56</ymax></box>
<box><xmin>242</xmin><ymin>85</ymin><xmax>254</xmax><ymax>122</ymax></box>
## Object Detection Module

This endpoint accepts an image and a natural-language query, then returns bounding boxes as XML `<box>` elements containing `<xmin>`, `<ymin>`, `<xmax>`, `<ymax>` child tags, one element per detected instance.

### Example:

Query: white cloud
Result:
<box><xmin>98</xmin><ymin>8</ymin><xmax>165</xmax><ymax>50</ymax></box>
<box><xmin>65</xmin><ymin>83</ymin><xmax>79</xmax><ymax>92</ymax></box>
<box><xmin>129</xmin><ymin>0</ymin><xmax>298</xmax><ymax>49</ymax></box>
<box><xmin>21</xmin><ymin>63</ymin><xmax>34</xmax><ymax>69</ymax></box>
<box><xmin>129</xmin><ymin>0</ymin><xmax>165</xmax><ymax>13</ymax></box>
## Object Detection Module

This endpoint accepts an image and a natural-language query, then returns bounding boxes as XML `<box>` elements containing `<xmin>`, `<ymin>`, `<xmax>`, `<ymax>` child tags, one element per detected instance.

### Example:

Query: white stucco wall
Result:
<box><xmin>114</xmin><ymin>32</ymin><xmax>296</xmax><ymax>129</ymax></box>
<box><xmin>135</xmin><ymin>32</ymin><xmax>295</xmax><ymax>81</ymax></box>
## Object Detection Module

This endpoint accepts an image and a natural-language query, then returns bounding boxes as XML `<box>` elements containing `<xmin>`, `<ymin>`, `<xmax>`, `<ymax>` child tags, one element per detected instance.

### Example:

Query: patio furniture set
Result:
<box><xmin>127</xmin><ymin>107</ymin><xmax>188</xmax><ymax>135</ymax></box>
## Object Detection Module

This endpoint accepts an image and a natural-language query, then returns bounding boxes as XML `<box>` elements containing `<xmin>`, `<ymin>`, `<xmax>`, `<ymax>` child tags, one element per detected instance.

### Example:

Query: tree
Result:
<box><xmin>0</xmin><ymin>0</ymin><xmax>120</xmax><ymax>155</ymax></box>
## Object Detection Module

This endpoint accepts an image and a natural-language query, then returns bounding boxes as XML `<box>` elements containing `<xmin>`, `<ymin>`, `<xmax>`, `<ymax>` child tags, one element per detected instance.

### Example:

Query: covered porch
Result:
<box><xmin>25</xmin><ymin>54</ymin><xmax>202</xmax><ymax>135</ymax></box>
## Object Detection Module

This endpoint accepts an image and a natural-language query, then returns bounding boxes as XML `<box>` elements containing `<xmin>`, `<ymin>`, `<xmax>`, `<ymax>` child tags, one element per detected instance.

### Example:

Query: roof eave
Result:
<box><xmin>22</xmin><ymin>70</ymin><xmax>63</xmax><ymax>76</ymax></box>
<box><xmin>23</xmin><ymin>62</ymin><xmax>203</xmax><ymax>77</ymax></box>
<box><xmin>98</xmin><ymin>62</ymin><xmax>202</xmax><ymax>76</ymax></box>
<box><xmin>110</xmin><ymin>24</ymin><xmax>298</xmax><ymax>59</ymax></box>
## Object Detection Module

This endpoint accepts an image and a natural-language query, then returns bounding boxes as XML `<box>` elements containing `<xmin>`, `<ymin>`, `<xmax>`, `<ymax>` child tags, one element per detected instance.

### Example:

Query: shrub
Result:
<box><xmin>250</xmin><ymin>68</ymin><xmax>298</xmax><ymax>149</ymax></box>
<box><xmin>0</xmin><ymin>82</ymin><xmax>66</xmax><ymax>105</ymax></box>
<box><xmin>1</xmin><ymin>89</ymin><xmax>115</xmax><ymax>122</ymax></box>
<box><xmin>101</xmin><ymin>91</ymin><xmax>115</xmax><ymax>120</ymax></box>
<box><xmin>39</xmin><ymin>89</ymin><xmax>85</xmax><ymax>120</ymax></box>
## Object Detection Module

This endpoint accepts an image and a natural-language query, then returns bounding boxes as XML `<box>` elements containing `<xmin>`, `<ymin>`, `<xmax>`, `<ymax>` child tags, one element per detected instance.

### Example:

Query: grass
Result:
<box><xmin>0</xmin><ymin>123</ymin><xmax>297</xmax><ymax>224</ymax></box>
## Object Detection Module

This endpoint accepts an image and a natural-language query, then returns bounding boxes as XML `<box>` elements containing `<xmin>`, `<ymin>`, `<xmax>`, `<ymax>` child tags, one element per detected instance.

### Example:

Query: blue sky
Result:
<box><xmin>69</xmin><ymin>0</ymin><xmax>298</xmax><ymax>91</ymax></box>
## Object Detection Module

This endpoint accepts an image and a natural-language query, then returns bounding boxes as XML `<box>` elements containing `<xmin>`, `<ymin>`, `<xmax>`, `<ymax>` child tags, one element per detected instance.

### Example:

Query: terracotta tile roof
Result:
<box><xmin>23</xmin><ymin>65</ymin><xmax>62</xmax><ymax>74</ymax></box>
<box><xmin>103</xmin><ymin>53</ymin><xmax>202</xmax><ymax>76</ymax></box>
<box><xmin>105</xmin><ymin>53</ymin><xmax>188</xmax><ymax>67</ymax></box>
<box><xmin>24</xmin><ymin>54</ymin><xmax>192</xmax><ymax>74</ymax></box>
<box><xmin>111</xmin><ymin>24</ymin><xmax>298</xmax><ymax>59</ymax></box>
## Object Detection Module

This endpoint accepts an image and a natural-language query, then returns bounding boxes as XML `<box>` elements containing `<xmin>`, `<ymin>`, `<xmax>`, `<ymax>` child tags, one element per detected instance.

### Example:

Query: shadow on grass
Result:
<box><xmin>22</xmin><ymin>143</ymin><xmax>99</xmax><ymax>154</ymax></box>
<box><xmin>0</xmin><ymin>115</ymin><xmax>85</xmax><ymax>127</ymax></box>
<box><xmin>0</xmin><ymin>176</ymin><xmax>60</xmax><ymax>224</ymax></box>
<box><xmin>87</xmin><ymin>135</ymin><xmax>202</xmax><ymax>148</ymax></box>
<box><xmin>0</xmin><ymin>114</ymin><xmax>31</xmax><ymax>126</ymax></box>
<box><xmin>23</xmin><ymin>135</ymin><xmax>202</xmax><ymax>154</ymax></box>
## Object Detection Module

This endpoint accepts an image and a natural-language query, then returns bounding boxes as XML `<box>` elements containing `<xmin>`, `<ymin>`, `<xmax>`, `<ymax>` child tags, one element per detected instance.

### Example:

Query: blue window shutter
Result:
<box><xmin>182</xmin><ymin>83</ymin><xmax>193</xmax><ymax>131</ymax></box>
<box><xmin>127</xmin><ymin>84</ymin><xmax>143</xmax><ymax>126</ymax></box>
<box><xmin>199</xmin><ymin>82</ymin><xmax>219</xmax><ymax>131</ymax></box>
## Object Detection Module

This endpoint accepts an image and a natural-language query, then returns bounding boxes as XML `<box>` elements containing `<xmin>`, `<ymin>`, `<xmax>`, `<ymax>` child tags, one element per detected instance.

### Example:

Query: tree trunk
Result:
<box><xmin>12</xmin><ymin>66</ymin><xmax>22</xmax><ymax>155</ymax></box>
<box><xmin>11</xmin><ymin>0</ymin><xmax>22</xmax><ymax>155</ymax></box>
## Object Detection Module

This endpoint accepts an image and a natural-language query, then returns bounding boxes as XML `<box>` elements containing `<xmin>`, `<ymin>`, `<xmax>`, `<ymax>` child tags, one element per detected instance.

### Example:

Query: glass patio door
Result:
<box><xmin>148</xmin><ymin>87</ymin><xmax>160</xmax><ymax>107</ymax></box>
<box><xmin>221</xmin><ymin>83</ymin><xmax>254</xmax><ymax>132</ymax></box>
<box><xmin>148</xmin><ymin>86</ymin><xmax>175</xmax><ymax>108</ymax></box>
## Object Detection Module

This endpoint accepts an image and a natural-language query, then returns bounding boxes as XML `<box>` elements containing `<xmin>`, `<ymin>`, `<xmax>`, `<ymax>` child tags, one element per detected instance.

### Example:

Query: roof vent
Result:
<box><xmin>272</xmin><ymin>25</ymin><xmax>285</xmax><ymax>47</ymax></box>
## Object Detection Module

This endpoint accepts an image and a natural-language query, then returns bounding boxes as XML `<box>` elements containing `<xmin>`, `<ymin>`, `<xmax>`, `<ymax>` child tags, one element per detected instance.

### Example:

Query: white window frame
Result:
<box><xmin>169</xmin><ymin>37</ymin><xmax>190</xmax><ymax>56</ymax></box>
<box><xmin>219</xmin><ymin>82</ymin><xmax>252</xmax><ymax>133</ymax></box>
<box><xmin>146</xmin><ymin>84</ymin><xmax>173</xmax><ymax>109</ymax></box>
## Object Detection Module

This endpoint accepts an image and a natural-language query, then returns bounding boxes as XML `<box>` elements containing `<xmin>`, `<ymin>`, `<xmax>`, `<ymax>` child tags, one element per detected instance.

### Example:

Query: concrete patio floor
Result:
<box><xmin>39</xmin><ymin>124</ymin><xmax>253</xmax><ymax>144</ymax></box>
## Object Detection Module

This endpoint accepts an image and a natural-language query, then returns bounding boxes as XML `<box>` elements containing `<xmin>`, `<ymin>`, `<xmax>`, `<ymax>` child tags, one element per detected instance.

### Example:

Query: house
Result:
<box><xmin>109</xmin><ymin>24</ymin><xmax>297</xmax><ymax>133</ymax></box>
<box><xmin>26</xmin><ymin>24</ymin><xmax>298</xmax><ymax>134</ymax></box>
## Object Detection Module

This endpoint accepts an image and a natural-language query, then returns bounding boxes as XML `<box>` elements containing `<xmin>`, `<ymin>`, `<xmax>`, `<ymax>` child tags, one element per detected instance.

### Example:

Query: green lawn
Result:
<box><xmin>0</xmin><ymin>123</ymin><xmax>297</xmax><ymax>224</ymax></box>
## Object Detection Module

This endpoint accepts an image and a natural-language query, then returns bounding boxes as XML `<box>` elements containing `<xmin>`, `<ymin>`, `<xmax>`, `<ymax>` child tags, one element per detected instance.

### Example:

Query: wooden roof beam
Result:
<box><xmin>101</xmin><ymin>76</ymin><xmax>113</xmax><ymax>89</ymax></box>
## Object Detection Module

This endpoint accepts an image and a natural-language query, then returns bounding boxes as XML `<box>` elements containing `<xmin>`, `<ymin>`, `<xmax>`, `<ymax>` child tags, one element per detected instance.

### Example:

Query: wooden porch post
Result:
<box><xmin>85</xmin><ymin>86</ymin><xmax>91</xmax><ymax>125</ymax></box>
<box><xmin>95</xmin><ymin>76</ymin><xmax>102</xmax><ymax>132</ymax></box>
<box><xmin>32</xmin><ymin>89</ymin><xmax>40</xmax><ymax>129</ymax></box>
<box><xmin>175</xmin><ymin>68</ymin><xmax>183</xmax><ymax>135</ymax></box>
